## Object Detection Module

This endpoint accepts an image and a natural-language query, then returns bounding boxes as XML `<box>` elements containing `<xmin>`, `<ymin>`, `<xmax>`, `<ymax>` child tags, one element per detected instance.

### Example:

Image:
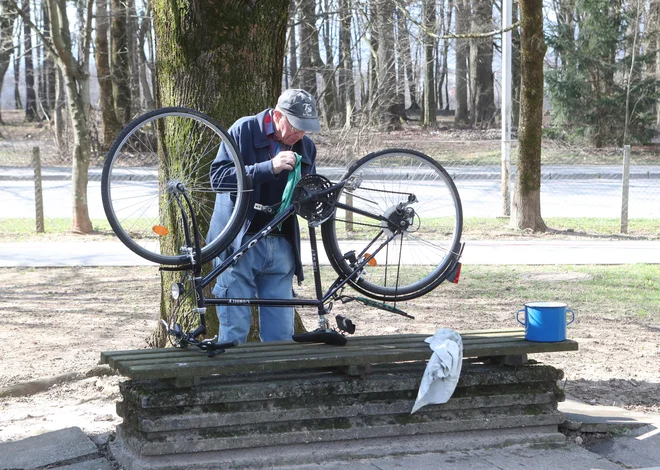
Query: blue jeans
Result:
<box><xmin>212</xmin><ymin>235</ymin><xmax>295</xmax><ymax>343</ymax></box>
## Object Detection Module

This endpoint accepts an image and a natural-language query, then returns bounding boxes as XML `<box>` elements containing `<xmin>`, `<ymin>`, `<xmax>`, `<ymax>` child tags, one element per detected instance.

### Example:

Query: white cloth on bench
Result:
<box><xmin>411</xmin><ymin>328</ymin><xmax>463</xmax><ymax>413</ymax></box>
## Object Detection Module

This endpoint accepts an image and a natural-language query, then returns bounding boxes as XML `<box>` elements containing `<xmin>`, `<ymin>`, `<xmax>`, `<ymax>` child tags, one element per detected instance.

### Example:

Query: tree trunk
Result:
<box><xmin>512</xmin><ymin>0</ymin><xmax>521</xmax><ymax>128</ymax></box>
<box><xmin>287</xmin><ymin>1</ymin><xmax>298</xmax><ymax>88</ymax></box>
<box><xmin>110</xmin><ymin>0</ymin><xmax>131</xmax><ymax>123</ymax></box>
<box><xmin>126</xmin><ymin>0</ymin><xmax>141</xmax><ymax>113</ymax></box>
<box><xmin>150</xmin><ymin>0</ymin><xmax>293</xmax><ymax>347</ymax></box>
<box><xmin>422</xmin><ymin>0</ymin><xmax>436</xmax><ymax>128</ymax></box>
<box><xmin>511</xmin><ymin>0</ymin><xmax>547</xmax><ymax>232</ymax></box>
<box><xmin>470</xmin><ymin>0</ymin><xmax>495</xmax><ymax>127</ymax></box>
<box><xmin>42</xmin><ymin>0</ymin><xmax>56</xmax><ymax>113</ymax></box>
<box><xmin>0</xmin><ymin>0</ymin><xmax>18</xmax><ymax>124</ymax></box>
<box><xmin>13</xmin><ymin>30</ymin><xmax>22</xmax><ymax>109</ymax></box>
<box><xmin>651</xmin><ymin>0</ymin><xmax>660</xmax><ymax>129</ymax></box>
<box><xmin>454</xmin><ymin>0</ymin><xmax>469</xmax><ymax>124</ymax></box>
<box><xmin>95</xmin><ymin>0</ymin><xmax>122</xmax><ymax>148</ymax></box>
<box><xmin>338</xmin><ymin>0</ymin><xmax>354</xmax><ymax>127</ymax></box>
<box><xmin>53</xmin><ymin>66</ymin><xmax>65</xmax><ymax>148</ymax></box>
<box><xmin>137</xmin><ymin>4</ymin><xmax>155</xmax><ymax>111</ymax></box>
<box><xmin>22</xmin><ymin>0</ymin><xmax>38</xmax><ymax>121</ymax></box>
<box><xmin>366</xmin><ymin>0</ymin><xmax>379</xmax><ymax>123</ymax></box>
<box><xmin>377</xmin><ymin>0</ymin><xmax>399</xmax><ymax>130</ymax></box>
<box><xmin>443</xmin><ymin>0</ymin><xmax>453</xmax><ymax>110</ymax></box>
<box><xmin>298</xmin><ymin>0</ymin><xmax>317</xmax><ymax>94</ymax></box>
<box><xmin>398</xmin><ymin>3</ymin><xmax>418</xmax><ymax>109</ymax></box>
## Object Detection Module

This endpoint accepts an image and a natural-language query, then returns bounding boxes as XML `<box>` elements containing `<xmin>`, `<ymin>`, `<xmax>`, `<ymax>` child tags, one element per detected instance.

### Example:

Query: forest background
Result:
<box><xmin>0</xmin><ymin>0</ymin><xmax>659</xmax><ymax>235</ymax></box>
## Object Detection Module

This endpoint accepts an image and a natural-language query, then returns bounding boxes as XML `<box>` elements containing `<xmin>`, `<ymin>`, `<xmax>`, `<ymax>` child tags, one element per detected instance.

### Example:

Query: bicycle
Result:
<box><xmin>101</xmin><ymin>107</ymin><xmax>464</xmax><ymax>353</ymax></box>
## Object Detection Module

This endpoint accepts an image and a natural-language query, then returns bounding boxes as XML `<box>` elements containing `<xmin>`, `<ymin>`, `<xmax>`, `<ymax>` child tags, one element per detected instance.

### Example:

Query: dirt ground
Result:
<box><xmin>0</xmin><ymin>265</ymin><xmax>658</xmax><ymax>444</ymax></box>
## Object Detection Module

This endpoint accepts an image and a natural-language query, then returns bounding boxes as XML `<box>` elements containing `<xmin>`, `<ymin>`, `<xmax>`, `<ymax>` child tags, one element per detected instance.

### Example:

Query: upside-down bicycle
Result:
<box><xmin>101</xmin><ymin>107</ymin><xmax>464</xmax><ymax>353</ymax></box>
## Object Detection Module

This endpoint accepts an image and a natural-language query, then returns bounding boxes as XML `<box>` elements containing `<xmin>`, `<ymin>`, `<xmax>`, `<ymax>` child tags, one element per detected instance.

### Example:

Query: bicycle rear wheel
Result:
<box><xmin>101</xmin><ymin>107</ymin><xmax>249</xmax><ymax>265</ymax></box>
<box><xmin>321</xmin><ymin>149</ymin><xmax>462</xmax><ymax>301</ymax></box>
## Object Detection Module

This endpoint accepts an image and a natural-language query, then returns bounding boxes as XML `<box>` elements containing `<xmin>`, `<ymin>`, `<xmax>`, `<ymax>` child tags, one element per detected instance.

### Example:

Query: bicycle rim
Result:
<box><xmin>322</xmin><ymin>149</ymin><xmax>462</xmax><ymax>301</ymax></box>
<box><xmin>102</xmin><ymin>108</ymin><xmax>248</xmax><ymax>265</ymax></box>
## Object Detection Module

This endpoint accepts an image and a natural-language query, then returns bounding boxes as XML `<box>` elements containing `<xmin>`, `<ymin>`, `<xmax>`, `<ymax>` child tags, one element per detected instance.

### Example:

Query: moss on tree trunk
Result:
<box><xmin>511</xmin><ymin>0</ymin><xmax>547</xmax><ymax>232</ymax></box>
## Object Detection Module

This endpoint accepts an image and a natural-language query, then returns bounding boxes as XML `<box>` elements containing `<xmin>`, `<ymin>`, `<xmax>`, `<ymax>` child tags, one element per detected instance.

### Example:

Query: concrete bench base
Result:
<box><xmin>110</xmin><ymin>361</ymin><xmax>567</xmax><ymax>470</ymax></box>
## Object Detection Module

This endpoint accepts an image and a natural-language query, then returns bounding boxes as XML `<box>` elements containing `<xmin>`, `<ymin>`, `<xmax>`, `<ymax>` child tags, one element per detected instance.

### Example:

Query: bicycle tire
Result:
<box><xmin>321</xmin><ymin>149</ymin><xmax>463</xmax><ymax>301</ymax></box>
<box><xmin>101</xmin><ymin>107</ymin><xmax>249</xmax><ymax>265</ymax></box>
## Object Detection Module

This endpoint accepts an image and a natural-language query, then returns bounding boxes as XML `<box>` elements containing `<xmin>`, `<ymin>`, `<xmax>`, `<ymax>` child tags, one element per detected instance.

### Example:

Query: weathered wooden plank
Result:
<box><xmin>109</xmin><ymin>337</ymin><xmax>524</xmax><ymax>374</ymax></box>
<box><xmin>118</xmin><ymin>339</ymin><xmax>577</xmax><ymax>380</ymax></box>
<box><xmin>108</xmin><ymin>334</ymin><xmax>528</xmax><ymax>372</ymax></box>
<box><xmin>102</xmin><ymin>331</ymin><xmax>528</xmax><ymax>368</ymax></box>
<box><xmin>100</xmin><ymin>329</ymin><xmax>527</xmax><ymax>363</ymax></box>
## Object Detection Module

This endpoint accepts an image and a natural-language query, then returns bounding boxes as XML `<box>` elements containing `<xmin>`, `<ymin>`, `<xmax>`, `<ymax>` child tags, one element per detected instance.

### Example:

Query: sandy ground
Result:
<box><xmin>0</xmin><ymin>264</ymin><xmax>658</xmax><ymax>444</ymax></box>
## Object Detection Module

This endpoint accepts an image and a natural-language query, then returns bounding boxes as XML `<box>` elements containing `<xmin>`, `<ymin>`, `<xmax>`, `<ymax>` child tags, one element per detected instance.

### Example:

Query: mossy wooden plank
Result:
<box><xmin>101</xmin><ymin>330</ymin><xmax>528</xmax><ymax>365</ymax></box>
<box><xmin>100</xmin><ymin>329</ymin><xmax>527</xmax><ymax>363</ymax></box>
<box><xmin>467</xmin><ymin>339</ymin><xmax>578</xmax><ymax>357</ymax></box>
<box><xmin>121</xmin><ymin>348</ymin><xmax>432</xmax><ymax>379</ymax></box>
<box><xmin>109</xmin><ymin>334</ymin><xmax>529</xmax><ymax>371</ymax></box>
<box><xmin>118</xmin><ymin>339</ymin><xmax>577</xmax><ymax>380</ymax></box>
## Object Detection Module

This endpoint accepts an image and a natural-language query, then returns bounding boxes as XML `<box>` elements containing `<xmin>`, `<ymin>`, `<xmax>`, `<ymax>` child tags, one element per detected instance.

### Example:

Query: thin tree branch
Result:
<box><xmin>5</xmin><ymin>0</ymin><xmax>59</xmax><ymax>59</ymax></box>
<box><xmin>394</xmin><ymin>0</ymin><xmax>520</xmax><ymax>40</ymax></box>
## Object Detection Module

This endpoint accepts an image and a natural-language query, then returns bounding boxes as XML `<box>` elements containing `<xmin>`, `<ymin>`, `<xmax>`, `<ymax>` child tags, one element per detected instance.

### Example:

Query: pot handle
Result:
<box><xmin>566</xmin><ymin>309</ymin><xmax>575</xmax><ymax>325</ymax></box>
<box><xmin>516</xmin><ymin>309</ymin><xmax>525</xmax><ymax>325</ymax></box>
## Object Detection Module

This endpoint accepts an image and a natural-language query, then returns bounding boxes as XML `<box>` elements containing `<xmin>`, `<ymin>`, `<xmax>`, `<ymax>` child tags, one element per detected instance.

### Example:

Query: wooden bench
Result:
<box><xmin>103</xmin><ymin>329</ymin><xmax>578</xmax><ymax>470</ymax></box>
<box><xmin>101</xmin><ymin>328</ymin><xmax>578</xmax><ymax>381</ymax></box>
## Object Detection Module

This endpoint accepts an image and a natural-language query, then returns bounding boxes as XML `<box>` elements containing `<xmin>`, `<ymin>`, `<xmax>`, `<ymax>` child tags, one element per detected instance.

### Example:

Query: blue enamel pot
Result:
<box><xmin>516</xmin><ymin>301</ymin><xmax>575</xmax><ymax>342</ymax></box>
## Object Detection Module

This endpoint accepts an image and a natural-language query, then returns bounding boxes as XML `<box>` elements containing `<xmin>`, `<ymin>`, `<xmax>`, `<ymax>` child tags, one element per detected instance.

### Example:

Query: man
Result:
<box><xmin>208</xmin><ymin>89</ymin><xmax>320</xmax><ymax>344</ymax></box>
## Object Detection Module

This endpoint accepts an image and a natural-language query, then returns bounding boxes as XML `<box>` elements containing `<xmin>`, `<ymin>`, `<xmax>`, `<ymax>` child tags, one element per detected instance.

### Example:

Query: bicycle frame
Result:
<box><xmin>170</xmin><ymin>179</ymin><xmax>413</xmax><ymax>340</ymax></box>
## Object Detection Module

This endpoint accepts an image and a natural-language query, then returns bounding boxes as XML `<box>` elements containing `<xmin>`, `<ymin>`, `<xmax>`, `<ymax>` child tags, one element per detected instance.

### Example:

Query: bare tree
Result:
<box><xmin>397</xmin><ymin>2</ymin><xmax>418</xmax><ymax>110</ymax></box>
<box><xmin>0</xmin><ymin>0</ymin><xmax>19</xmax><ymax>123</ymax></box>
<box><xmin>13</xmin><ymin>18</ymin><xmax>22</xmax><ymax>110</ymax></box>
<box><xmin>287</xmin><ymin>0</ymin><xmax>298</xmax><ymax>88</ymax></box>
<box><xmin>454</xmin><ymin>0</ymin><xmax>469</xmax><ymax>124</ymax></box>
<box><xmin>422</xmin><ymin>0</ymin><xmax>436</xmax><ymax>128</ymax></box>
<box><xmin>511</xmin><ymin>0</ymin><xmax>547</xmax><ymax>231</ymax></box>
<box><xmin>136</xmin><ymin>1</ymin><xmax>154</xmax><ymax>111</ymax></box>
<box><xmin>110</xmin><ymin>0</ymin><xmax>131</xmax><ymax>123</ymax></box>
<box><xmin>10</xmin><ymin>0</ymin><xmax>96</xmax><ymax>233</ymax></box>
<box><xmin>41</xmin><ymin>0</ymin><xmax>55</xmax><ymax>114</ymax></box>
<box><xmin>22</xmin><ymin>0</ymin><xmax>38</xmax><ymax>121</ymax></box>
<box><xmin>298</xmin><ymin>0</ymin><xmax>317</xmax><ymax>93</ymax></box>
<box><xmin>95</xmin><ymin>0</ymin><xmax>121</xmax><ymax>147</ymax></box>
<box><xmin>650</xmin><ymin>0</ymin><xmax>660</xmax><ymax>129</ymax></box>
<box><xmin>469</xmin><ymin>0</ymin><xmax>495</xmax><ymax>126</ymax></box>
<box><xmin>338</xmin><ymin>0</ymin><xmax>355</xmax><ymax>127</ymax></box>
<box><xmin>377</xmin><ymin>0</ymin><xmax>399</xmax><ymax>130</ymax></box>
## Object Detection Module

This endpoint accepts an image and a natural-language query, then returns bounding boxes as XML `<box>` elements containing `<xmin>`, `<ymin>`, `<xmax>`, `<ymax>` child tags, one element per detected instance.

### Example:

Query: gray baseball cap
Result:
<box><xmin>277</xmin><ymin>89</ymin><xmax>321</xmax><ymax>133</ymax></box>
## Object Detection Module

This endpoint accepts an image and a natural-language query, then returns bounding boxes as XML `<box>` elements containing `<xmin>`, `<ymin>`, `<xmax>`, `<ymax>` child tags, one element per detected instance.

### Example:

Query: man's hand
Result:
<box><xmin>271</xmin><ymin>151</ymin><xmax>297</xmax><ymax>175</ymax></box>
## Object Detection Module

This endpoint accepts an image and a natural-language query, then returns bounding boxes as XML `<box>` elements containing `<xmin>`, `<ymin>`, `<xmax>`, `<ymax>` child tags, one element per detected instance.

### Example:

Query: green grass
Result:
<box><xmin>456</xmin><ymin>264</ymin><xmax>660</xmax><ymax>319</ymax></box>
<box><xmin>0</xmin><ymin>218</ymin><xmax>114</xmax><ymax>237</ymax></box>
<box><xmin>303</xmin><ymin>264</ymin><xmax>660</xmax><ymax>320</ymax></box>
<box><xmin>462</xmin><ymin>217</ymin><xmax>660</xmax><ymax>238</ymax></box>
<box><xmin>3</xmin><ymin>215</ymin><xmax>660</xmax><ymax>240</ymax></box>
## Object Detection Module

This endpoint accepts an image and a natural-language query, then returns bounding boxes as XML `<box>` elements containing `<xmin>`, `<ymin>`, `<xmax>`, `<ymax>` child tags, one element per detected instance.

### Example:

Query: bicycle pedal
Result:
<box><xmin>335</xmin><ymin>315</ymin><xmax>356</xmax><ymax>334</ymax></box>
<box><xmin>292</xmin><ymin>328</ymin><xmax>347</xmax><ymax>346</ymax></box>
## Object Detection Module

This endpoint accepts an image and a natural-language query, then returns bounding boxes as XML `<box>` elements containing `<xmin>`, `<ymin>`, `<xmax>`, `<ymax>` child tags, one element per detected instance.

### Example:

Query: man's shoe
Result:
<box><xmin>292</xmin><ymin>328</ymin><xmax>347</xmax><ymax>346</ymax></box>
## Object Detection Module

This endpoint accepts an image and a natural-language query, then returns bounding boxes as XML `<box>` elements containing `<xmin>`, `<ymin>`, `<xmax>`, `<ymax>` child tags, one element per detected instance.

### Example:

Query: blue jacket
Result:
<box><xmin>207</xmin><ymin>109</ymin><xmax>317</xmax><ymax>286</ymax></box>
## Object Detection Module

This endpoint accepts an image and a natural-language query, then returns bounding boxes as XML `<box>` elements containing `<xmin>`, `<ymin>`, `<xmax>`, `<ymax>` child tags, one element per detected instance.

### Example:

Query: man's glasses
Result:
<box><xmin>287</xmin><ymin>119</ymin><xmax>304</xmax><ymax>134</ymax></box>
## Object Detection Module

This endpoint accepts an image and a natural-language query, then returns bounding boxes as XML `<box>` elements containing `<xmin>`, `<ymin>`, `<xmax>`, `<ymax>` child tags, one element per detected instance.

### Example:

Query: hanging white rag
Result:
<box><xmin>411</xmin><ymin>328</ymin><xmax>463</xmax><ymax>414</ymax></box>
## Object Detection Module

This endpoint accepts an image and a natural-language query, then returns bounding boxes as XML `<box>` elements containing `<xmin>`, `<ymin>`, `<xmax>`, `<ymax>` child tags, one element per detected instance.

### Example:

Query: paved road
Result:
<box><xmin>2</xmin><ymin>166</ymin><xmax>660</xmax><ymax>219</ymax></box>
<box><xmin>2</xmin><ymin>239</ymin><xmax>659</xmax><ymax>267</ymax></box>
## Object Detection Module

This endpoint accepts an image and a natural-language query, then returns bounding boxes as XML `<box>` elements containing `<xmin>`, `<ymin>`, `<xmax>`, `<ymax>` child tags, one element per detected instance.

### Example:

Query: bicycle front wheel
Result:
<box><xmin>101</xmin><ymin>107</ymin><xmax>249</xmax><ymax>265</ymax></box>
<box><xmin>321</xmin><ymin>149</ymin><xmax>462</xmax><ymax>301</ymax></box>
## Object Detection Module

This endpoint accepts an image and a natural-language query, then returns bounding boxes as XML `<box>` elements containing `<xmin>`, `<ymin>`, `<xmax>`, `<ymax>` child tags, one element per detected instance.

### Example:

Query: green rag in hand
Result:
<box><xmin>275</xmin><ymin>152</ymin><xmax>302</xmax><ymax>230</ymax></box>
